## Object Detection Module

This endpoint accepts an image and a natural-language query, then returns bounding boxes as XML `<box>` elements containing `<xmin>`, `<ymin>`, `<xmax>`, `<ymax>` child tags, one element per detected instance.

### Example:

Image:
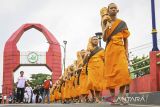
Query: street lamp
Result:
<box><xmin>151</xmin><ymin>0</ymin><xmax>159</xmax><ymax>51</ymax></box>
<box><xmin>95</xmin><ymin>32</ymin><xmax>103</xmax><ymax>47</ymax></box>
<box><xmin>63</xmin><ymin>40</ymin><xmax>67</xmax><ymax>72</ymax></box>
<box><xmin>47</xmin><ymin>41</ymin><xmax>67</xmax><ymax>72</ymax></box>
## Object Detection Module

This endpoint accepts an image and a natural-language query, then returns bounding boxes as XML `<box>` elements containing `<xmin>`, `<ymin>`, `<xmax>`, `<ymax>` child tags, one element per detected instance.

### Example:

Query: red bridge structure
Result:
<box><xmin>2</xmin><ymin>23</ymin><xmax>62</xmax><ymax>95</ymax></box>
<box><xmin>102</xmin><ymin>51</ymin><xmax>160</xmax><ymax>94</ymax></box>
<box><xmin>129</xmin><ymin>52</ymin><xmax>160</xmax><ymax>93</ymax></box>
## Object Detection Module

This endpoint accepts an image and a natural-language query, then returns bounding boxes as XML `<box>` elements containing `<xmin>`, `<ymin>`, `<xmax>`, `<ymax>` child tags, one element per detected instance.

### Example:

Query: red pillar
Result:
<box><xmin>150</xmin><ymin>51</ymin><xmax>160</xmax><ymax>91</ymax></box>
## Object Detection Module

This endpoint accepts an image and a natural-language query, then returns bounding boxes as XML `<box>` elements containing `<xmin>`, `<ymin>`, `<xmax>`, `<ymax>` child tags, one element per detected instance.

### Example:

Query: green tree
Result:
<box><xmin>130</xmin><ymin>55</ymin><xmax>150</xmax><ymax>78</ymax></box>
<box><xmin>28</xmin><ymin>73</ymin><xmax>51</xmax><ymax>88</ymax></box>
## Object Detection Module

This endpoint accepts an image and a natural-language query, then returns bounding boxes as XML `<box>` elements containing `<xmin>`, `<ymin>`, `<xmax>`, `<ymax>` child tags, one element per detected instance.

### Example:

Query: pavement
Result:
<box><xmin>0</xmin><ymin>103</ymin><xmax>160</xmax><ymax>107</ymax></box>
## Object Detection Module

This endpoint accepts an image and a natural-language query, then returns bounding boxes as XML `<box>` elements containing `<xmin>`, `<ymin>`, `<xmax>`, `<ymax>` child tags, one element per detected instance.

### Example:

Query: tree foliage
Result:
<box><xmin>130</xmin><ymin>55</ymin><xmax>150</xmax><ymax>78</ymax></box>
<box><xmin>28</xmin><ymin>73</ymin><xmax>51</xmax><ymax>88</ymax></box>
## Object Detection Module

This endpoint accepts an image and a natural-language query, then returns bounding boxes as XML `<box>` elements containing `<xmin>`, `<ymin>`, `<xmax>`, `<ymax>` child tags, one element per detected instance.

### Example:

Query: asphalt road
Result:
<box><xmin>0</xmin><ymin>103</ymin><xmax>160</xmax><ymax>107</ymax></box>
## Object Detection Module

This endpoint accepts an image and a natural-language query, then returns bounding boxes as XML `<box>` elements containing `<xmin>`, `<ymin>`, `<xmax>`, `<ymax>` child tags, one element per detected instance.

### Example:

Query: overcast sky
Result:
<box><xmin>0</xmin><ymin>0</ymin><xmax>160</xmax><ymax>93</ymax></box>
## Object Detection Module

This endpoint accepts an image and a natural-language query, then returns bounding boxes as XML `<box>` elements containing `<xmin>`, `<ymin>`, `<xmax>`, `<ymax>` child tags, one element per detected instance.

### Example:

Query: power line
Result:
<box><xmin>130</xmin><ymin>46</ymin><xmax>151</xmax><ymax>52</ymax></box>
<box><xmin>129</xmin><ymin>39</ymin><xmax>160</xmax><ymax>51</ymax></box>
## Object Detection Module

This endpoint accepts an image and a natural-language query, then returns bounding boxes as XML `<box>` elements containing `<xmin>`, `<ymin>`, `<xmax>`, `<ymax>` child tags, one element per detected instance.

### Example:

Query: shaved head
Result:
<box><xmin>108</xmin><ymin>3</ymin><xmax>119</xmax><ymax>17</ymax></box>
<box><xmin>108</xmin><ymin>3</ymin><xmax>118</xmax><ymax>9</ymax></box>
<box><xmin>91</xmin><ymin>36</ymin><xmax>99</xmax><ymax>47</ymax></box>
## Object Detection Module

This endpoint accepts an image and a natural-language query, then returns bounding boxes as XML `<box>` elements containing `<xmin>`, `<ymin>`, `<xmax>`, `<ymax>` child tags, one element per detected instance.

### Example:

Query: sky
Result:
<box><xmin>0</xmin><ymin>0</ymin><xmax>160</xmax><ymax>93</ymax></box>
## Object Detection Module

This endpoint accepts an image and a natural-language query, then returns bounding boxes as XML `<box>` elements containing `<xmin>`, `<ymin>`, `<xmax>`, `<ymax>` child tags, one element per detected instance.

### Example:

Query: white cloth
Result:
<box><xmin>3</xmin><ymin>96</ymin><xmax>7</xmax><ymax>100</ymax></box>
<box><xmin>17</xmin><ymin>76</ymin><xmax>27</xmax><ymax>88</ymax></box>
<box><xmin>25</xmin><ymin>86</ymin><xmax>32</xmax><ymax>103</ymax></box>
<box><xmin>24</xmin><ymin>93</ymin><xmax>29</xmax><ymax>99</ymax></box>
<box><xmin>28</xmin><ymin>94</ymin><xmax>32</xmax><ymax>103</ymax></box>
<box><xmin>24</xmin><ymin>92</ymin><xmax>29</xmax><ymax>103</ymax></box>
<box><xmin>25</xmin><ymin>87</ymin><xmax>32</xmax><ymax>95</ymax></box>
<box><xmin>32</xmin><ymin>94</ymin><xmax>36</xmax><ymax>103</ymax></box>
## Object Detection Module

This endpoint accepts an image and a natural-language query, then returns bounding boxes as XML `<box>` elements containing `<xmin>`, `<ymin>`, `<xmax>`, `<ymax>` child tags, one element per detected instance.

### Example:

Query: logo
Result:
<box><xmin>116</xmin><ymin>96</ymin><xmax>148</xmax><ymax>103</ymax></box>
<box><xmin>27</xmin><ymin>52</ymin><xmax>38</xmax><ymax>63</ymax></box>
<box><xmin>104</xmin><ymin>95</ymin><xmax>148</xmax><ymax>104</ymax></box>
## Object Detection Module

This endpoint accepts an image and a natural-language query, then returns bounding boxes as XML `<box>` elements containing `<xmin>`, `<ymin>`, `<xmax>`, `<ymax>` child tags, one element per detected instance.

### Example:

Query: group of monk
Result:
<box><xmin>50</xmin><ymin>3</ymin><xmax>132</xmax><ymax>105</ymax></box>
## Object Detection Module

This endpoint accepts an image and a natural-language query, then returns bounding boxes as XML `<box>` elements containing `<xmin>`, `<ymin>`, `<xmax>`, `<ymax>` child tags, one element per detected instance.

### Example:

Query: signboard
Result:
<box><xmin>20</xmin><ymin>52</ymin><xmax>46</xmax><ymax>64</ymax></box>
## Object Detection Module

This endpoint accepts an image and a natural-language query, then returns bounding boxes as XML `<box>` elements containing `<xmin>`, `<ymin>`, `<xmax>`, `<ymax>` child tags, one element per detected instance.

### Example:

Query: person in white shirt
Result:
<box><xmin>32</xmin><ymin>89</ymin><xmax>36</xmax><ymax>103</ymax></box>
<box><xmin>16</xmin><ymin>71</ymin><xmax>27</xmax><ymax>103</ymax></box>
<box><xmin>25</xmin><ymin>84</ymin><xmax>32</xmax><ymax>103</ymax></box>
<box><xmin>24</xmin><ymin>92</ymin><xmax>29</xmax><ymax>103</ymax></box>
<box><xmin>3</xmin><ymin>95</ymin><xmax>7</xmax><ymax>104</ymax></box>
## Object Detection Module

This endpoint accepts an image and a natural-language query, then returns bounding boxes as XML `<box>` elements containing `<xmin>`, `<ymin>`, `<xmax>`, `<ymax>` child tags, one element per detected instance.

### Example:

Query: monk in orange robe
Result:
<box><xmin>72</xmin><ymin>71</ymin><xmax>80</xmax><ymax>103</ymax></box>
<box><xmin>102</xmin><ymin>3</ymin><xmax>131</xmax><ymax>104</ymax></box>
<box><xmin>78</xmin><ymin>50</ymin><xmax>90</xmax><ymax>102</ymax></box>
<box><xmin>73</xmin><ymin>71</ymin><xmax>81</xmax><ymax>102</ymax></box>
<box><xmin>57</xmin><ymin>76</ymin><xmax>65</xmax><ymax>103</ymax></box>
<box><xmin>50</xmin><ymin>84</ymin><xmax>56</xmax><ymax>103</ymax></box>
<box><xmin>54</xmin><ymin>81</ymin><xmax>61</xmax><ymax>102</ymax></box>
<box><xmin>62</xmin><ymin>76</ymin><xmax>68</xmax><ymax>103</ymax></box>
<box><xmin>71</xmin><ymin>60</ymin><xmax>81</xmax><ymax>102</ymax></box>
<box><xmin>69</xmin><ymin>74</ymin><xmax>75</xmax><ymax>100</ymax></box>
<box><xmin>64</xmin><ymin>72</ymin><xmax>71</xmax><ymax>103</ymax></box>
<box><xmin>86</xmin><ymin>36</ymin><xmax>105</xmax><ymax>103</ymax></box>
<box><xmin>68</xmin><ymin>65</ymin><xmax>76</xmax><ymax>101</ymax></box>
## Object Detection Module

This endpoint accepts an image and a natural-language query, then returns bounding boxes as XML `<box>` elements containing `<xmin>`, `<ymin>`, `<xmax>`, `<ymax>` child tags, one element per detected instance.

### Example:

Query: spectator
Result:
<box><xmin>33</xmin><ymin>86</ymin><xmax>40</xmax><ymax>103</ymax></box>
<box><xmin>8</xmin><ymin>93</ymin><xmax>13</xmax><ymax>104</ymax></box>
<box><xmin>13</xmin><ymin>88</ymin><xmax>17</xmax><ymax>103</ymax></box>
<box><xmin>36</xmin><ymin>85</ymin><xmax>40</xmax><ymax>103</ymax></box>
<box><xmin>24</xmin><ymin>91</ymin><xmax>29</xmax><ymax>103</ymax></box>
<box><xmin>3</xmin><ymin>95</ymin><xmax>7</xmax><ymax>104</ymax></box>
<box><xmin>43</xmin><ymin>76</ymin><xmax>52</xmax><ymax>104</ymax></box>
<box><xmin>25</xmin><ymin>83</ymin><xmax>32</xmax><ymax>103</ymax></box>
<box><xmin>16</xmin><ymin>71</ymin><xmax>27</xmax><ymax>103</ymax></box>
<box><xmin>39</xmin><ymin>85</ymin><xmax>44</xmax><ymax>98</ymax></box>
<box><xmin>32</xmin><ymin>89</ymin><xmax>36</xmax><ymax>103</ymax></box>
<box><xmin>0</xmin><ymin>93</ymin><xmax>2</xmax><ymax>104</ymax></box>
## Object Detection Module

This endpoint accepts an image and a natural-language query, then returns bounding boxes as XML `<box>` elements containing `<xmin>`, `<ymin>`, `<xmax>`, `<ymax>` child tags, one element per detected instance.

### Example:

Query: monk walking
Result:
<box><xmin>102</xmin><ymin>3</ymin><xmax>131</xmax><ymax>105</ymax></box>
<box><xmin>86</xmin><ymin>36</ymin><xmax>104</xmax><ymax>103</ymax></box>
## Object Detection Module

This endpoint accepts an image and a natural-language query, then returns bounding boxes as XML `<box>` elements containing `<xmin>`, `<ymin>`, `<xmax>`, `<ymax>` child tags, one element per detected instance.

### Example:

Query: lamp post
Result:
<box><xmin>63</xmin><ymin>40</ymin><xmax>67</xmax><ymax>72</ymax></box>
<box><xmin>47</xmin><ymin>41</ymin><xmax>67</xmax><ymax>72</ymax></box>
<box><xmin>95</xmin><ymin>32</ymin><xmax>103</xmax><ymax>47</ymax></box>
<box><xmin>151</xmin><ymin>0</ymin><xmax>159</xmax><ymax>51</ymax></box>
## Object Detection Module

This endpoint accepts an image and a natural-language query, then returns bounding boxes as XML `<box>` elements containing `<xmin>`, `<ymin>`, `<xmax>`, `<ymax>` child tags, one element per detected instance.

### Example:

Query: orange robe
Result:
<box><xmin>74</xmin><ymin>76</ymin><xmax>81</xmax><ymax>97</ymax></box>
<box><xmin>54</xmin><ymin>88</ymin><xmax>59</xmax><ymax>100</ymax></box>
<box><xmin>87</xmin><ymin>49</ymin><xmax>104</xmax><ymax>91</ymax></box>
<box><xmin>69</xmin><ymin>76</ymin><xmax>75</xmax><ymax>98</ymax></box>
<box><xmin>80</xmin><ymin>65</ymin><xmax>89</xmax><ymax>95</ymax></box>
<box><xmin>50</xmin><ymin>89</ymin><xmax>54</xmax><ymax>102</ymax></box>
<box><xmin>64</xmin><ymin>80</ymin><xmax>70</xmax><ymax>99</ymax></box>
<box><xmin>61</xmin><ymin>83</ymin><xmax>65</xmax><ymax>101</ymax></box>
<box><xmin>49</xmin><ymin>87</ymin><xmax>54</xmax><ymax>102</ymax></box>
<box><xmin>104</xmin><ymin>19</ymin><xmax>131</xmax><ymax>89</ymax></box>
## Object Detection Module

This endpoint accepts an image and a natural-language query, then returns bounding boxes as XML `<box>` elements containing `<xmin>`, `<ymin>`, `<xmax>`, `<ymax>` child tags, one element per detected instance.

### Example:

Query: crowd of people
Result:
<box><xmin>15</xmin><ymin>71</ymin><xmax>52</xmax><ymax>104</ymax></box>
<box><xmin>50</xmin><ymin>3</ymin><xmax>132</xmax><ymax>105</ymax></box>
<box><xmin>0</xmin><ymin>71</ymin><xmax>52</xmax><ymax>104</ymax></box>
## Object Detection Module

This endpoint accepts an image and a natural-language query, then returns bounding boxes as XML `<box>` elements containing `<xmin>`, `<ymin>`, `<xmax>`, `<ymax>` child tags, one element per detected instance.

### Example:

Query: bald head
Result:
<box><xmin>91</xmin><ymin>36</ymin><xmax>99</xmax><ymax>47</ymax></box>
<box><xmin>108</xmin><ymin>3</ymin><xmax>118</xmax><ymax>8</ymax></box>
<box><xmin>80</xmin><ymin>49</ymin><xmax>86</xmax><ymax>58</ymax></box>
<box><xmin>108</xmin><ymin>3</ymin><xmax>119</xmax><ymax>17</ymax></box>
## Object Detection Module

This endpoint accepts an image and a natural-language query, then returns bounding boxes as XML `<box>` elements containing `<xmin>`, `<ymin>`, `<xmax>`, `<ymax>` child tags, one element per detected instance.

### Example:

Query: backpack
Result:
<box><xmin>43</xmin><ymin>80</ymin><xmax>50</xmax><ymax>89</ymax></box>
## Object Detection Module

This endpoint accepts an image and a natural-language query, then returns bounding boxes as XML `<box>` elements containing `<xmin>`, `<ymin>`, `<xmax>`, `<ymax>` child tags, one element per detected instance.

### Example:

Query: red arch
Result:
<box><xmin>3</xmin><ymin>23</ymin><xmax>62</xmax><ymax>95</ymax></box>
